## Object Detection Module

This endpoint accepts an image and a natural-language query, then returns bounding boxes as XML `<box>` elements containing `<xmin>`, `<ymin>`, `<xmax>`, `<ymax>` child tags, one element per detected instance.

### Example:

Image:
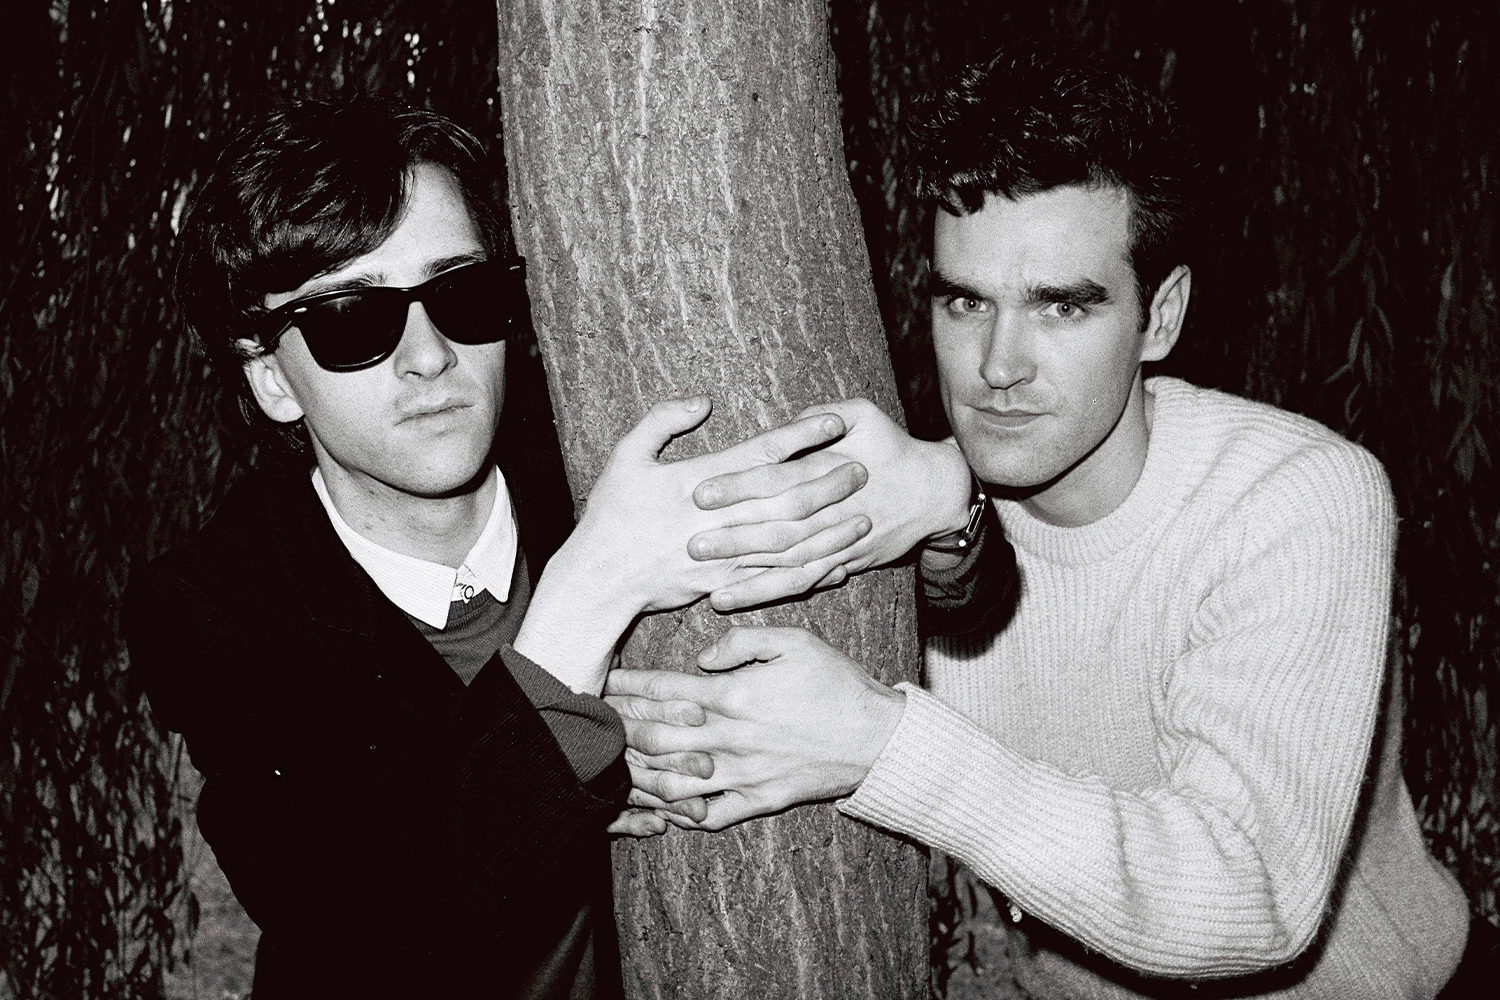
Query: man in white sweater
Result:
<box><xmin>607</xmin><ymin>51</ymin><xmax>1477</xmax><ymax>997</ymax></box>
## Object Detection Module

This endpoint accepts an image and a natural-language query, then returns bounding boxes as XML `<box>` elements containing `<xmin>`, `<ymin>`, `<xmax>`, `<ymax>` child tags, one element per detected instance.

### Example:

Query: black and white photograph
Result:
<box><xmin>2</xmin><ymin>1</ymin><xmax>1495</xmax><ymax>997</ymax></box>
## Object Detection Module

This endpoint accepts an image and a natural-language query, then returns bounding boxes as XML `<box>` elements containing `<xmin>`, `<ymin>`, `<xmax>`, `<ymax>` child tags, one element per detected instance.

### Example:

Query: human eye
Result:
<box><xmin>940</xmin><ymin>294</ymin><xmax>990</xmax><ymax>317</ymax></box>
<box><xmin>1041</xmin><ymin>300</ymin><xmax>1088</xmax><ymax>322</ymax></box>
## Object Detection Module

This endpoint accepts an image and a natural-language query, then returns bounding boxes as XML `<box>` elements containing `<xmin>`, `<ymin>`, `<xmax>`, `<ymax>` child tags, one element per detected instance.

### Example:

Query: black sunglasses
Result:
<box><xmin>258</xmin><ymin>257</ymin><xmax>526</xmax><ymax>372</ymax></box>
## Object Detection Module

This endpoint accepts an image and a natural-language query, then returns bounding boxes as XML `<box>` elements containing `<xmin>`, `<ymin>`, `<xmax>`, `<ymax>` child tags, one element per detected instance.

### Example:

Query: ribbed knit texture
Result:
<box><xmin>842</xmin><ymin>378</ymin><xmax>1468</xmax><ymax>998</ymax></box>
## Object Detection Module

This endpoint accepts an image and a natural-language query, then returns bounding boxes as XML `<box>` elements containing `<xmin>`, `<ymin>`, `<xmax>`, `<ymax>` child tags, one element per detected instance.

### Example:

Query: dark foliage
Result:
<box><xmin>3</xmin><ymin>0</ymin><xmax>1495</xmax><ymax>996</ymax></box>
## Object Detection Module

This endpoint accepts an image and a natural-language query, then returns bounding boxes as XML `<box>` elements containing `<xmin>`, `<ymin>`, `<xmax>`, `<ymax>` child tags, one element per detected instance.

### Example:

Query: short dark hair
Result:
<box><xmin>910</xmin><ymin>50</ymin><xmax>1196</xmax><ymax>323</ymax></box>
<box><xmin>174</xmin><ymin>98</ymin><xmax>510</xmax><ymax>445</ymax></box>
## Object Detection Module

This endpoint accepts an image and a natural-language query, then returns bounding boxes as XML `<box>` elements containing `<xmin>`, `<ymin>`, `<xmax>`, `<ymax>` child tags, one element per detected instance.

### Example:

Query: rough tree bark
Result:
<box><xmin>496</xmin><ymin>1</ymin><xmax>927</xmax><ymax>997</ymax></box>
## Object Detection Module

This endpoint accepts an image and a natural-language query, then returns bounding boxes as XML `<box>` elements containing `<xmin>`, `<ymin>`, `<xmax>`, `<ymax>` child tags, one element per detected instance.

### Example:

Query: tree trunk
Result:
<box><xmin>495</xmin><ymin>1</ymin><xmax>928</xmax><ymax>997</ymax></box>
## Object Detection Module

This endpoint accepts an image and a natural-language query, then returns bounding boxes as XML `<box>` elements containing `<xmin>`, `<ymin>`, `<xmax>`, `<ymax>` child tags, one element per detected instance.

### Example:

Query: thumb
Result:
<box><xmin>696</xmin><ymin>625</ymin><xmax>795</xmax><ymax>672</ymax></box>
<box><xmin>616</xmin><ymin>396</ymin><xmax>713</xmax><ymax>462</ymax></box>
<box><xmin>698</xmin><ymin>789</ymin><xmax>765</xmax><ymax>831</ymax></box>
<box><xmin>794</xmin><ymin>397</ymin><xmax>879</xmax><ymax>429</ymax></box>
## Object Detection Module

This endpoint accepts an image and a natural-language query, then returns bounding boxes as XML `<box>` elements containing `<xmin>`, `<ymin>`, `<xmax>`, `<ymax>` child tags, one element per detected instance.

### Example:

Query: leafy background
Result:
<box><xmin>1</xmin><ymin>1</ymin><xmax>1494</xmax><ymax>997</ymax></box>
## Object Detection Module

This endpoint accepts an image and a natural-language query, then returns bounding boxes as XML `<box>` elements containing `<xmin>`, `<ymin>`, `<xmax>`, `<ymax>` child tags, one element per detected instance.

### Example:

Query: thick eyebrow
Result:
<box><xmin>423</xmin><ymin>251</ymin><xmax>488</xmax><ymax>281</ymax></box>
<box><xmin>1025</xmin><ymin>279</ymin><xmax>1111</xmax><ymax>307</ymax></box>
<box><xmin>290</xmin><ymin>251</ymin><xmax>488</xmax><ymax>299</ymax></box>
<box><xmin>927</xmin><ymin>268</ymin><xmax>986</xmax><ymax>301</ymax></box>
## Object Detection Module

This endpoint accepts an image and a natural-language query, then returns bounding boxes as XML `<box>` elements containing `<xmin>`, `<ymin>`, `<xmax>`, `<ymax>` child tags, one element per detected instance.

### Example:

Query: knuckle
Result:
<box><xmin>636</xmin><ymin>768</ymin><xmax>672</xmax><ymax>798</ymax></box>
<box><xmin>656</xmin><ymin>774</ymin><xmax>693</xmax><ymax>801</ymax></box>
<box><xmin>632</xmin><ymin>726</ymin><xmax>669</xmax><ymax>756</ymax></box>
<box><xmin>720</xmin><ymin>687</ymin><xmax>752</xmax><ymax>718</ymax></box>
<box><xmin>638</xmin><ymin>673</ymin><xmax>673</xmax><ymax>701</ymax></box>
<box><xmin>611</xmin><ymin>695</ymin><xmax>647</xmax><ymax>720</ymax></box>
<box><xmin>767</xmin><ymin>523</ymin><xmax>801</xmax><ymax>552</ymax></box>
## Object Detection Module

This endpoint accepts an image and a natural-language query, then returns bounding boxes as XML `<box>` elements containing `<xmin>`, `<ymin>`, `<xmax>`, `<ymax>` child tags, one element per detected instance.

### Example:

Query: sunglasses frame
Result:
<box><xmin>256</xmin><ymin>257</ymin><xmax>526</xmax><ymax>372</ymax></box>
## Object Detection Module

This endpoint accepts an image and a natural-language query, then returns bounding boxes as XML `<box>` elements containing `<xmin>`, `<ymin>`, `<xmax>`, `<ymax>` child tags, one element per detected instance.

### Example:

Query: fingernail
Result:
<box><xmin>822</xmin><ymin>416</ymin><xmax>842</xmax><ymax>436</ymax></box>
<box><xmin>697</xmin><ymin>483</ymin><xmax>721</xmax><ymax>506</ymax></box>
<box><xmin>698</xmin><ymin>644</ymin><xmax>719</xmax><ymax>666</ymax></box>
<box><xmin>686</xmin><ymin>395</ymin><xmax>705</xmax><ymax>411</ymax></box>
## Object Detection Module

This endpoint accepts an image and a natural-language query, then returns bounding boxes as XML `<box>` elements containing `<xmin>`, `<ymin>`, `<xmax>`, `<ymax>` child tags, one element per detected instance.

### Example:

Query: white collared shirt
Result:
<box><xmin>312</xmin><ymin>466</ymin><xmax>519</xmax><ymax>630</ymax></box>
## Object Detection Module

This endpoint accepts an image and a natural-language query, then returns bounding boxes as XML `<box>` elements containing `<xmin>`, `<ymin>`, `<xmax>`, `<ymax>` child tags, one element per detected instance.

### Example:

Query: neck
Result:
<box><xmin>1020</xmin><ymin>375</ymin><xmax>1154</xmax><ymax>528</ymax></box>
<box><xmin>316</xmin><ymin>462</ymin><xmax>496</xmax><ymax>569</ymax></box>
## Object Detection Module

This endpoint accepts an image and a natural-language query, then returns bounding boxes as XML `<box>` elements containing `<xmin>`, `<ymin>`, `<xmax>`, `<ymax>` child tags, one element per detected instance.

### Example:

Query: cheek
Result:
<box><xmin>463</xmin><ymin>347</ymin><xmax>507</xmax><ymax>419</ymax></box>
<box><xmin>932</xmin><ymin>327</ymin><xmax>982</xmax><ymax>393</ymax></box>
<box><xmin>283</xmin><ymin>370</ymin><xmax>390</xmax><ymax>451</ymax></box>
<box><xmin>1070</xmin><ymin>331</ymin><xmax>1144</xmax><ymax>404</ymax></box>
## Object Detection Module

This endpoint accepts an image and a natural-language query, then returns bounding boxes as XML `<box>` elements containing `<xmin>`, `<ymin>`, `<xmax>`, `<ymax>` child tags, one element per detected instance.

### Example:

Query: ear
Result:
<box><xmin>239</xmin><ymin>340</ymin><xmax>306</xmax><ymax>424</ymax></box>
<box><xmin>1140</xmin><ymin>264</ymin><xmax>1191</xmax><ymax>364</ymax></box>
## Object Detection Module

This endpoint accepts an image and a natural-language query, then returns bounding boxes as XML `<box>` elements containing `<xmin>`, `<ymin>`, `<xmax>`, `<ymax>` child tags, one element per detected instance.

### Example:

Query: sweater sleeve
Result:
<box><xmin>918</xmin><ymin>504</ymin><xmax>1020</xmax><ymax>639</ymax></box>
<box><xmin>842</xmin><ymin>442</ymin><xmax>1397</xmax><ymax>978</ymax></box>
<box><xmin>497</xmin><ymin>644</ymin><xmax>626</xmax><ymax>785</ymax></box>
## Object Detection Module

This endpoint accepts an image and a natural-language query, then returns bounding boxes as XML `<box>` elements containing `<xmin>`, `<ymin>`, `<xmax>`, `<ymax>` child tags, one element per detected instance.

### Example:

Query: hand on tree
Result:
<box><xmin>606</xmin><ymin>703</ymin><xmax>714</xmax><ymax>836</ymax></box>
<box><xmin>606</xmin><ymin>787</ymin><xmax>710</xmax><ymax>838</ymax></box>
<box><xmin>602</xmin><ymin>626</ymin><xmax>906</xmax><ymax>830</ymax></box>
<box><xmin>516</xmin><ymin>397</ymin><xmax>870</xmax><ymax>693</ymax></box>
<box><xmin>688</xmin><ymin>398</ymin><xmax>973</xmax><ymax>610</ymax></box>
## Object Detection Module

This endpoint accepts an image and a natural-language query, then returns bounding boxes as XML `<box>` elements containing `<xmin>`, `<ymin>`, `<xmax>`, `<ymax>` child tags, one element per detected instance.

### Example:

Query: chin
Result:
<box><xmin>963</xmin><ymin>449</ymin><xmax>1055</xmax><ymax>493</ymax></box>
<box><xmin>395</xmin><ymin>452</ymin><xmax>494</xmax><ymax>499</ymax></box>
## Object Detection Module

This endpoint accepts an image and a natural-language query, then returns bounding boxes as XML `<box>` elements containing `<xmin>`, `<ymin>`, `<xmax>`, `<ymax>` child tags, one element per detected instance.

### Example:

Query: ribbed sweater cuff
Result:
<box><xmin>499</xmin><ymin>644</ymin><xmax>625</xmax><ymax>784</ymax></box>
<box><xmin>840</xmin><ymin>683</ymin><xmax>1022</xmax><ymax>849</ymax></box>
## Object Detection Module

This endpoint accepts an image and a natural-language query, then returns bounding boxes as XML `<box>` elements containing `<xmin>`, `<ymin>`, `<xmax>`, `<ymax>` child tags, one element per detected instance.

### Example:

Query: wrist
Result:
<box><xmin>920</xmin><ymin>546</ymin><xmax>967</xmax><ymax>574</ymax></box>
<box><xmin>851</xmin><ymin>683</ymin><xmax>906</xmax><ymax>791</ymax></box>
<box><xmin>925</xmin><ymin>450</ymin><xmax>986</xmax><ymax>554</ymax></box>
<box><xmin>515</xmin><ymin>554</ymin><xmax>638</xmax><ymax>695</ymax></box>
<box><xmin>922</xmin><ymin>439</ymin><xmax>976</xmax><ymax>540</ymax></box>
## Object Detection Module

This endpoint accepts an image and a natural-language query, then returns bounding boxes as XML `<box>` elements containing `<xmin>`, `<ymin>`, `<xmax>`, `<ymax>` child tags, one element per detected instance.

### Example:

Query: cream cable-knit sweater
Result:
<box><xmin>842</xmin><ymin>378</ymin><xmax>1468</xmax><ymax>998</ymax></box>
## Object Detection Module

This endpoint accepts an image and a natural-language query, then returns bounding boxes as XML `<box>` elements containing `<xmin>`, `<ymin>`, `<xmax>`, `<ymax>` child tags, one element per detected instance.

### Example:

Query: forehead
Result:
<box><xmin>334</xmin><ymin>163</ymin><xmax>483</xmax><ymax>278</ymax></box>
<box><xmin>268</xmin><ymin>163</ymin><xmax>483</xmax><ymax>308</ymax></box>
<box><xmin>932</xmin><ymin>185</ymin><xmax>1134</xmax><ymax>289</ymax></box>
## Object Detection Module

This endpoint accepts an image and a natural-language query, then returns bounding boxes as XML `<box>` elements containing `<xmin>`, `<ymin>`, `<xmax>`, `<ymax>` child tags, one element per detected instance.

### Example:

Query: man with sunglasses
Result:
<box><xmin>126</xmin><ymin>100</ymin><xmax>882</xmax><ymax>998</ymax></box>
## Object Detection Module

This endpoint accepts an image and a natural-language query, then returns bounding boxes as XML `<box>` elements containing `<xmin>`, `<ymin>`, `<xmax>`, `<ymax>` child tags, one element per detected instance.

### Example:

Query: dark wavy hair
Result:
<box><xmin>909</xmin><ymin>50</ymin><xmax>1197</xmax><ymax>326</ymax></box>
<box><xmin>173</xmin><ymin>98</ymin><xmax>511</xmax><ymax>448</ymax></box>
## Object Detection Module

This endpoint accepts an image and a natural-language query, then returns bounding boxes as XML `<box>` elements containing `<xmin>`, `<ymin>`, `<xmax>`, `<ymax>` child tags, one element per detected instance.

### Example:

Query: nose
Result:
<box><xmin>393</xmin><ymin>302</ymin><xmax>457</xmax><ymax>379</ymax></box>
<box><xmin>978</xmin><ymin>313</ymin><xmax>1036</xmax><ymax>390</ymax></box>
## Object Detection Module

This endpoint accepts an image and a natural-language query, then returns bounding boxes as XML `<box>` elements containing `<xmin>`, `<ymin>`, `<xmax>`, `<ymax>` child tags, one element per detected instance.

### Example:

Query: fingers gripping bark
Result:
<box><xmin>602</xmin><ymin>627</ymin><xmax>907</xmax><ymax>830</ymax></box>
<box><xmin>693</xmin><ymin>399</ymin><xmax>973</xmax><ymax>610</ymax></box>
<box><xmin>516</xmin><ymin>398</ymin><xmax>874</xmax><ymax>693</ymax></box>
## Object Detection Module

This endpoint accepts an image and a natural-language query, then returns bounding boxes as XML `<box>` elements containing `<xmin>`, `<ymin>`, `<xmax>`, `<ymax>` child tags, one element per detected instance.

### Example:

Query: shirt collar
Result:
<box><xmin>311</xmin><ymin>466</ymin><xmax>519</xmax><ymax>629</ymax></box>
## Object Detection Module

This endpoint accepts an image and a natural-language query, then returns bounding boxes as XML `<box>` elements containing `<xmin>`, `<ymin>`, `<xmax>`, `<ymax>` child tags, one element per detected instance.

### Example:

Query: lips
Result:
<box><xmin>396</xmin><ymin>398</ymin><xmax>471</xmax><ymax>424</ymax></box>
<box><xmin>972</xmin><ymin>406</ymin><xmax>1043</xmax><ymax>429</ymax></box>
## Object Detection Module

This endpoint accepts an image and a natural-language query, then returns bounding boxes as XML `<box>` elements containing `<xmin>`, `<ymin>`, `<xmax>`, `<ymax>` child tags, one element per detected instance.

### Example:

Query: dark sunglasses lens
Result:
<box><xmin>423</xmin><ymin>263</ymin><xmax>508</xmax><ymax>345</ymax></box>
<box><xmin>296</xmin><ymin>291</ymin><xmax>406</xmax><ymax>370</ymax></box>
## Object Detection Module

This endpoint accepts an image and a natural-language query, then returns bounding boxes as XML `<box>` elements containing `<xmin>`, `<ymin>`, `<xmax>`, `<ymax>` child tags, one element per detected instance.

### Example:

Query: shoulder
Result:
<box><xmin>1150</xmin><ymin>377</ymin><xmax>1393</xmax><ymax>522</ymax></box>
<box><xmin>128</xmin><ymin>462</ymin><xmax>315</xmax><ymax>618</ymax></box>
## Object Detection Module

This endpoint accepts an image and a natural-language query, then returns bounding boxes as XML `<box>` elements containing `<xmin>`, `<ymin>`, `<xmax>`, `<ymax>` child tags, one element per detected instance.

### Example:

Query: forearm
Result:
<box><xmin>852</xmin><ymin>463</ymin><xmax>1397</xmax><ymax>976</ymax></box>
<box><xmin>512</xmin><ymin>540</ymin><xmax>639</xmax><ymax>695</ymax></box>
<box><xmin>840</xmin><ymin>686</ymin><xmax>1346</xmax><ymax>977</ymax></box>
